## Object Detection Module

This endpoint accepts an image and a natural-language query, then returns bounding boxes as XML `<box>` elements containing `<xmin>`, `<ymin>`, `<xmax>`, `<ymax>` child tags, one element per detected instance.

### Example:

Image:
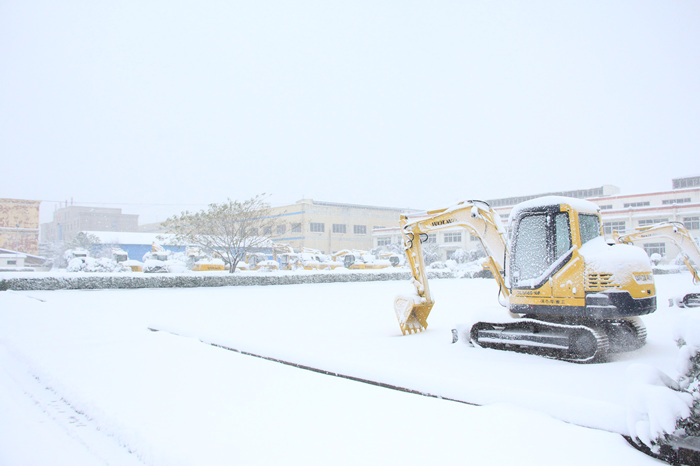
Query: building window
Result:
<box><xmin>291</xmin><ymin>223</ymin><xmax>301</xmax><ymax>233</ymax></box>
<box><xmin>444</xmin><ymin>232</ymin><xmax>462</xmax><ymax>243</ymax></box>
<box><xmin>377</xmin><ymin>237</ymin><xmax>391</xmax><ymax>246</ymax></box>
<box><xmin>643</xmin><ymin>242</ymin><xmax>666</xmax><ymax>257</ymax></box>
<box><xmin>603</xmin><ymin>221</ymin><xmax>626</xmax><ymax>235</ymax></box>
<box><xmin>354</xmin><ymin>225</ymin><xmax>367</xmax><ymax>235</ymax></box>
<box><xmin>426</xmin><ymin>234</ymin><xmax>437</xmax><ymax>244</ymax></box>
<box><xmin>263</xmin><ymin>226</ymin><xmax>272</xmax><ymax>236</ymax></box>
<box><xmin>662</xmin><ymin>198</ymin><xmax>691</xmax><ymax>205</ymax></box>
<box><xmin>639</xmin><ymin>219</ymin><xmax>668</xmax><ymax>227</ymax></box>
<box><xmin>624</xmin><ymin>201</ymin><xmax>650</xmax><ymax>208</ymax></box>
<box><xmin>684</xmin><ymin>217</ymin><xmax>700</xmax><ymax>230</ymax></box>
<box><xmin>277</xmin><ymin>224</ymin><xmax>286</xmax><ymax>235</ymax></box>
<box><xmin>599</xmin><ymin>205</ymin><xmax>613</xmax><ymax>210</ymax></box>
<box><xmin>333</xmin><ymin>224</ymin><xmax>346</xmax><ymax>234</ymax></box>
<box><xmin>310</xmin><ymin>223</ymin><xmax>324</xmax><ymax>233</ymax></box>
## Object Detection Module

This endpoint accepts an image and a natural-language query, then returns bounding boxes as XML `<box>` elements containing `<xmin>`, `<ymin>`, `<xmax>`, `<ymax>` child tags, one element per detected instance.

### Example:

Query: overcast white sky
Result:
<box><xmin>2</xmin><ymin>1</ymin><xmax>699</xmax><ymax>224</ymax></box>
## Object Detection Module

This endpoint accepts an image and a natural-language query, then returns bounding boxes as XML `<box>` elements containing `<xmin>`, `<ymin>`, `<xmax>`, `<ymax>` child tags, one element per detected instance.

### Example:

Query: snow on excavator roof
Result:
<box><xmin>509</xmin><ymin>195</ymin><xmax>600</xmax><ymax>220</ymax></box>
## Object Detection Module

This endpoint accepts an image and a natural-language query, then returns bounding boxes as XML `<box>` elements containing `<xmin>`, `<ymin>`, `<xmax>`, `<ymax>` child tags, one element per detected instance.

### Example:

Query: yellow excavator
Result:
<box><xmin>614</xmin><ymin>222</ymin><xmax>700</xmax><ymax>307</ymax></box>
<box><xmin>394</xmin><ymin>196</ymin><xmax>657</xmax><ymax>362</ymax></box>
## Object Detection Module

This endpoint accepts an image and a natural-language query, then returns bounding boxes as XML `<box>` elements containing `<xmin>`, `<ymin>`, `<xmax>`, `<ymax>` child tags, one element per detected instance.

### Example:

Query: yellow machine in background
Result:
<box><xmin>112</xmin><ymin>247</ymin><xmax>142</xmax><ymax>272</ymax></box>
<box><xmin>614</xmin><ymin>222</ymin><xmax>700</xmax><ymax>307</ymax></box>
<box><xmin>395</xmin><ymin>196</ymin><xmax>656</xmax><ymax>362</ymax></box>
<box><xmin>333</xmin><ymin>249</ymin><xmax>393</xmax><ymax>270</ymax></box>
<box><xmin>277</xmin><ymin>246</ymin><xmax>343</xmax><ymax>270</ymax></box>
<box><xmin>246</xmin><ymin>252</ymin><xmax>280</xmax><ymax>271</ymax></box>
<box><xmin>186</xmin><ymin>247</ymin><xmax>226</xmax><ymax>272</ymax></box>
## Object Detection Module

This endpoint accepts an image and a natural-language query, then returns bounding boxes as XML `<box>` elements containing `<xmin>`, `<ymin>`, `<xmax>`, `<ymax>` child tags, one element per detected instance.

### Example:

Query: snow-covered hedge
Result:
<box><xmin>0</xmin><ymin>269</ymin><xmax>455</xmax><ymax>291</ymax></box>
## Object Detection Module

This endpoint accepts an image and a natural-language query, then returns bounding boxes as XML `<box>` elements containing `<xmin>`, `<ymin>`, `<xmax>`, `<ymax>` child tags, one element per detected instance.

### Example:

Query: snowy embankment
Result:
<box><xmin>0</xmin><ymin>273</ymin><xmax>696</xmax><ymax>464</ymax></box>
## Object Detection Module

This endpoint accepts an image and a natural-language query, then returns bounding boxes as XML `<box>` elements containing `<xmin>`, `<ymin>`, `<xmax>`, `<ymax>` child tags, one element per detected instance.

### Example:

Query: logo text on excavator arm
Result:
<box><xmin>431</xmin><ymin>218</ymin><xmax>455</xmax><ymax>227</ymax></box>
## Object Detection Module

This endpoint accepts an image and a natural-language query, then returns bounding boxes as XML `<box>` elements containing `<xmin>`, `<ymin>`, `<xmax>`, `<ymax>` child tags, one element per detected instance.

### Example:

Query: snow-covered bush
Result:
<box><xmin>67</xmin><ymin>257</ymin><xmax>128</xmax><ymax>273</ymax></box>
<box><xmin>428</xmin><ymin>261</ymin><xmax>447</xmax><ymax>269</ymax></box>
<box><xmin>650</xmin><ymin>253</ymin><xmax>663</xmax><ymax>266</ymax></box>
<box><xmin>625</xmin><ymin>364</ymin><xmax>691</xmax><ymax>450</ymax></box>
<box><xmin>422</xmin><ymin>243</ymin><xmax>441</xmax><ymax>265</ymax></box>
<box><xmin>450</xmin><ymin>249</ymin><xmax>469</xmax><ymax>263</ymax></box>
<box><xmin>449</xmin><ymin>248</ymin><xmax>486</xmax><ymax>264</ymax></box>
<box><xmin>626</xmin><ymin>314</ymin><xmax>700</xmax><ymax>452</ymax></box>
<box><xmin>669</xmin><ymin>316</ymin><xmax>700</xmax><ymax>438</ymax></box>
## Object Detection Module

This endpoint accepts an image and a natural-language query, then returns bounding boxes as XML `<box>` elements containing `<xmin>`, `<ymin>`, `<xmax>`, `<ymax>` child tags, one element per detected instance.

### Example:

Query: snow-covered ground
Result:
<box><xmin>1</xmin><ymin>272</ymin><xmax>696</xmax><ymax>465</ymax></box>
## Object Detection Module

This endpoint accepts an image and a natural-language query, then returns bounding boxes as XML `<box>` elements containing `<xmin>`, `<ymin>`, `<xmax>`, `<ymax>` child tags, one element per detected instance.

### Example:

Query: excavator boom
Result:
<box><xmin>615</xmin><ymin>222</ymin><xmax>700</xmax><ymax>283</ymax></box>
<box><xmin>615</xmin><ymin>222</ymin><xmax>700</xmax><ymax>306</ymax></box>
<box><xmin>394</xmin><ymin>200</ymin><xmax>510</xmax><ymax>334</ymax></box>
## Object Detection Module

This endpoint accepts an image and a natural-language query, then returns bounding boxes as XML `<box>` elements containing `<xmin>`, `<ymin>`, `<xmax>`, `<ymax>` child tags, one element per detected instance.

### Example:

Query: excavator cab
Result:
<box><xmin>506</xmin><ymin>199</ymin><xmax>656</xmax><ymax>320</ymax></box>
<box><xmin>509</xmin><ymin>207</ymin><xmax>574</xmax><ymax>288</ymax></box>
<box><xmin>510</xmin><ymin>206</ymin><xmax>602</xmax><ymax>287</ymax></box>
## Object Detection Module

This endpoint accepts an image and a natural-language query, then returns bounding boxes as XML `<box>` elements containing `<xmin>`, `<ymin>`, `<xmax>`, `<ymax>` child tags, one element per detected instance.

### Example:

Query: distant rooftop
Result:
<box><xmin>295</xmin><ymin>199</ymin><xmax>417</xmax><ymax>213</ymax></box>
<box><xmin>84</xmin><ymin>231</ymin><xmax>177</xmax><ymax>246</ymax></box>
<box><xmin>673</xmin><ymin>176</ymin><xmax>700</xmax><ymax>190</ymax></box>
<box><xmin>486</xmin><ymin>185</ymin><xmax>620</xmax><ymax>208</ymax></box>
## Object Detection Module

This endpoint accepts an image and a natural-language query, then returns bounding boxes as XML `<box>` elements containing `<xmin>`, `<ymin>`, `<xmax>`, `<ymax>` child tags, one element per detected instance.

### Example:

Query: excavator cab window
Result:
<box><xmin>555</xmin><ymin>213</ymin><xmax>572</xmax><ymax>258</ymax></box>
<box><xmin>579</xmin><ymin>214</ymin><xmax>601</xmax><ymax>245</ymax></box>
<box><xmin>511</xmin><ymin>211</ymin><xmax>571</xmax><ymax>286</ymax></box>
<box><xmin>513</xmin><ymin>214</ymin><xmax>548</xmax><ymax>282</ymax></box>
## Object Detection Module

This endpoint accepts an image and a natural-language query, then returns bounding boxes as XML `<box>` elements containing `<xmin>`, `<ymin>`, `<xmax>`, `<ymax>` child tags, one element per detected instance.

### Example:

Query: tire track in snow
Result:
<box><xmin>0</xmin><ymin>342</ymin><xmax>145</xmax><ymax>465</ymax></box>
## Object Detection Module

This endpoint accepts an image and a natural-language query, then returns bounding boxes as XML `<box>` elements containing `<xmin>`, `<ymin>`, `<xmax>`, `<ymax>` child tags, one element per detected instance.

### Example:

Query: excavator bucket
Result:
<box><xmin>394</xmin><ymin>294</ymin><xmax>434</xmax><ymax>334</ymax></box>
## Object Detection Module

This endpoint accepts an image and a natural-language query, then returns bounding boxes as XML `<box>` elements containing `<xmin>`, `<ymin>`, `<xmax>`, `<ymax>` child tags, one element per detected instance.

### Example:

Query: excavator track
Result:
<box><xmin>600</xmin><ymin>317</ymin><xmax>647</xmax><ymax>353</ymax></box>
<box><xmin>679</xmin><ymin>292</ymin><xmax>700</xmax><ymax>308</ymax></box>
<box><xmin>469</xmin><ymin>316</ymin><xmax>648</xmax><ymax>363</ymax></box>
<box><xmin>470</xmin><ymin>318</ymin><xmax>611</xmax><ymax>363</ymax></box>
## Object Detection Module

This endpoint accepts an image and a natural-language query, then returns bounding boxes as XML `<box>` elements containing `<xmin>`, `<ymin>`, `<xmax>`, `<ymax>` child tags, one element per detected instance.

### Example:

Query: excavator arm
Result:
<box><xmin>614</xmin><ymin>222</ymin><xmax>700</xmax><ymax>284</ymax></box>
<box><xmin>394</xmin><ymin>200</ymin><xmax>511</xmax><ymax>335</ymax></box>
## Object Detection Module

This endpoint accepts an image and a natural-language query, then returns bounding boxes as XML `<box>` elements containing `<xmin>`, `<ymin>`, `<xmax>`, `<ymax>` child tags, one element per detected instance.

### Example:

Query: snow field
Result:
<box><xmin>1</xmin><ymin>274</ymin><xmax>694</xmax><ymax>464</ymax></box>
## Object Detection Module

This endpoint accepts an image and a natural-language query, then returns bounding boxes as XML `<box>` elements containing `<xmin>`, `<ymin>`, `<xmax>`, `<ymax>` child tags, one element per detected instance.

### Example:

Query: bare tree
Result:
<box><xmin>70</xmin><ymin>231</ymin><xmax>101</xmax><ymax>250</ymax></box>
<box><xmin>162</xmin><ymin>195</ymin><xmax>278</xmax><ymax>273</ymax></box>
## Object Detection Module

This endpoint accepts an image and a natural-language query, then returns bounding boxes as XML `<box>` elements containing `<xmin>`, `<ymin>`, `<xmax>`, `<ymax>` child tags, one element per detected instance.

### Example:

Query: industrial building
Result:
<box><xmin>266</xmin><ymin>199</ymin><xmax>416</xmax><ymax>254</ymax></box>
<box><xmin>0</xmin><ymin>198</ymin><xmax>41</xmax><ymax>255</ymax></box>
<box><xmin>41</xmin><ymin>204</ymin><xmax>139</xmax><ymax>244</ymax></box>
